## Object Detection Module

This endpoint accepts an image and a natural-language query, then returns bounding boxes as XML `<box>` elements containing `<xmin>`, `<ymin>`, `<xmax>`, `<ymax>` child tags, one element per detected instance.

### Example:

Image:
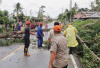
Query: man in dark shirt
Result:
<box><xmin>24</xmin><ymin>21</ymin><xmax>37</xmax><ymax>56</ymax></box>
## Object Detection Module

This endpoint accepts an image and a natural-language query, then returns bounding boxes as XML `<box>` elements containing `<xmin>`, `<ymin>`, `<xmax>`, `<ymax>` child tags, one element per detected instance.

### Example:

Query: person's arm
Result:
<box><xmin>47</xmin><ymin>38</ymin><xmax>51</xmax><ymax>49</ymax></box>
<box><xmin>74</xmin><ymin>28</ymin><xmax>78</xmax><ymax>34</ymax></box>
<box><xmin>47</xmin><ymin>31</ymin><xmax>51</xmax><ymax>49</ymax></box>
<box><xmin>17</xmin><ymin>29</ymin><xmax>24</xmax><ymax>34</ymax></box>
<box><xmin>64</xmin><ymin>29</ymin><xmax>67</xmax><ymax>37</ymax></box>
<box><xmin>48</xmin><ymin>51</ymin><xmax>56</xmax><ymax>68</ymax></box>
<box><xmin>48</xmin><ymin>40</ymin><xmax>57</xmax><ymax>68</ymax></box>
<box><xmin>30</xmin><ymin>31</ymin><xmax>37</xmax><ymax>37</ymax></box>
<box><xmin>43</xmin><ymin>33</ymin><xmax>44</xmax><ymax>36</ymax></box>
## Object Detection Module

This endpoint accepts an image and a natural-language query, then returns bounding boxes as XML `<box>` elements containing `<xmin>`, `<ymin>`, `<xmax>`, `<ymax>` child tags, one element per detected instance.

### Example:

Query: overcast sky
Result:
<box><xmin>0</xmin><ymin>0</ymin><xmax>95</xmax><ymax>18</ymax></box>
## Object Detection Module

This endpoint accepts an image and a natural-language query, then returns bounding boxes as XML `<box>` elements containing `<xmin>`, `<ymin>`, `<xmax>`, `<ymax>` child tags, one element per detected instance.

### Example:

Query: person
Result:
<box><xmin>64</xmin><ymin>23</ymin><xmax>78</xmax><ymax>54</ymax></box>
<box><xmin>48</xmin><ymin>25</ymin><xmax>68</xmax><ymax>68</ymax></box>
<box><xmin>59</xmin><ymin>22</ymin><xmax>64</xmax><ymax>29</ymax></box>
<box><xmin>44</xmin><ymin>21</ymin><xmax>48</xmax><ymax>29</ymax></box>
<box><xmin>6</xmin><ymin>24</ymin><xmax>10</xmax><ymax>32</ymax></box>
<box><xmin>37</xmin><ymin>22</ymin><xmax>44</xmax><ymax>48</ymax></box>
<box><xmin>16</xmin><ymin>22</ymin><xmax>21</xmax><ymax>31</ymax></box>
<box><xmin>18</xmin><ymin>20</ymin><xmax>37</xmax><ymax>56</ymax></box>
<box><xmin>47</xmin><ymin>22</ymin><xmax>59</xmax><ymax>49</ymax></box>
<box><xmin>12</xmin><ymin>24</ymin><xmax>15</xmax><ymax>31</ymax></box>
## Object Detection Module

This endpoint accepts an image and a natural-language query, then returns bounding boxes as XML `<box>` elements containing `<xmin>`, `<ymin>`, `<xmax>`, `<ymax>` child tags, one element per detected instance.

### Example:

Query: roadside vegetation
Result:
<box><xmin>73</xmin><ymin>19</ymin><xmax>100</xmax><ymax>68</ymax></box>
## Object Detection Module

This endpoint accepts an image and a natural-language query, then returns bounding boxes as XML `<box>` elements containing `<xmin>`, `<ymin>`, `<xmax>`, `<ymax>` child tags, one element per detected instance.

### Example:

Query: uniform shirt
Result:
<box><xmin>24</xmin><ymin>27</ymin><xmax>30</xmax><ymax>38</ymax></box>
<box><xmin>64</xmin><ymin>25</ymin><xmax>78</xmax><ymax>47</ymax></box>
<box><xmin>37</xmin><ymin>26</ymin><xmax>43</xmax><ymax>39</ymax></box>
<box><xmin>50</xmin><ymin>34</ymin><xmax>68</xmax><ymax>68</ymax></box>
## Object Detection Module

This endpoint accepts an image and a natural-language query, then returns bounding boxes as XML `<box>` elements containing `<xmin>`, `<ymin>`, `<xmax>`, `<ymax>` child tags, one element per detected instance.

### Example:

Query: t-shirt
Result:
<box><xmin>50</xmin><ymin>34</ymin><xmax>68</xmax><ymax>68</ymax></box>
<box><xmin>24</xmin><ymin>27</ymin><xmax>30</xmax><ymax>38</ymax></box>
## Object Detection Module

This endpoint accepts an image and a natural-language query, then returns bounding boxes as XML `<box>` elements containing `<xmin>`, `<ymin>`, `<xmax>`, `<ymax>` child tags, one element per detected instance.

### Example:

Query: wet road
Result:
<box><xmin>0</xmin><ymin>21</ymin><xmax>79</xmax><ymax>68</ymax></box>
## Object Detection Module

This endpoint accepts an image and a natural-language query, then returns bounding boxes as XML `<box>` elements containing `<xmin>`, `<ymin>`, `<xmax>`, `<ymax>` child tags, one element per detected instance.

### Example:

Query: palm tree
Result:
<box><xmin>14</xmin><ymin>2</ymin><xmax>22</xmax><ymax>16</ymax></box>
<box><xmin>38</xmin><ymin>5</ymin><xmax>46</xmax><ymax>21</ymax></box>
<box><xmin>3</xmin><ymin>10</ymin><xmax>9</xmax><ymax>16</ymax></box>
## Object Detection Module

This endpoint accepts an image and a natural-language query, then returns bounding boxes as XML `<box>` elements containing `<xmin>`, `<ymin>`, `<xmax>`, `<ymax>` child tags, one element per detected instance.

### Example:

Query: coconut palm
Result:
<box><xmin>38</xmin><ymin>5</ymin><xmax>46</xmax><ymax>21</ymax></box>
<box><xmin>14</xmin><ymin>2</ymin><xmax>22</xmax><ymax>16</ymax></box>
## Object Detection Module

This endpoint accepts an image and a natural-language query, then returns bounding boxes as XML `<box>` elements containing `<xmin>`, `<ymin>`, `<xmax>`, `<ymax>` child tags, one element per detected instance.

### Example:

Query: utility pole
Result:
<box><xmin>69</xmin><ymin>0</ymin><xmax>72</xmax><ymax>23</ymax></box>
<box><xmin>70</xmin><ymin>0</ymin><xmax>72</xmax><ymax>11</ymax></box>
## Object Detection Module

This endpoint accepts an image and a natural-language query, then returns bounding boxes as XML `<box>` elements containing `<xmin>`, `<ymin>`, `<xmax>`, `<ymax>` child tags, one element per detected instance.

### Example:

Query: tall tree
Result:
<box><xmin>3</xmin><ymin>10</ymin><xmax>8</xmax><ymax>16</ymax></box>
<box><xmin>38</xmin><ymin>5</ymin><xmax>46</xmax><ymax>21</ymax></box>
<box><xmin>96</xmin><ymin>0</ymin><xmax>100</xmax><ymax>6</ymax></box>
<box><xmin>91</xmin><ymin>2</ymin><xmax>95</xmax><ymax>11</ymax></box>
<box><xmin>74</xmin><ymin>3</ymin><xmax>78</xmax><ymax>11</ymax></box>
<box><xmin>14</xmin><ymin>2</ymin><xmax>22</xmax><ymax>16</ymax></box>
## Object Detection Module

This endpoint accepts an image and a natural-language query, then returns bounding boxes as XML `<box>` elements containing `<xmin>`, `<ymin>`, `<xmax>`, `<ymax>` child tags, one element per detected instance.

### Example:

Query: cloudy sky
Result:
<box><xmin>0</xmin><ymin>0</ymin><xmax>95</xmax><ymax>18</ymax></box>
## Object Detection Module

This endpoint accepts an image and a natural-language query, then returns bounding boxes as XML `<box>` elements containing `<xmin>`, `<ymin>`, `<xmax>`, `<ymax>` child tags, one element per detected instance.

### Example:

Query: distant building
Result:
<box><xmin>74</xmin><ymin>12</ymin><xmax>100</xmax><ymax>20</ymax></box>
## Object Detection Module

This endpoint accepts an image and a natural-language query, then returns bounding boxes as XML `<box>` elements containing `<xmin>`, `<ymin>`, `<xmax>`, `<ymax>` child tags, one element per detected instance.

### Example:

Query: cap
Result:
<box><xmin>53</xmin><ymin>25</ymin><xmax>61</xmax><ymax>32</ymax></box>
<box><xmin>26</xmin><ymin>21</ymin><xmax>31</xmax><ymax>25</ymax></box>
<box><xmin>39</xmin><ymin>22</ymin><xmax>43</xmax><ymax>25</ymax></box>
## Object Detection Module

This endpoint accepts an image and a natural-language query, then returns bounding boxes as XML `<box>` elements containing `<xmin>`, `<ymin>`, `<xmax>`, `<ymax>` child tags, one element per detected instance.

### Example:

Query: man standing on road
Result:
<box><xmin>24</xmin><ymin>21</ymin><xmax>37</xmax><ymax>56</ymax></box>
<box><xmin>64</xmin><ymin>23</ymin><xmax>78</xmax><ymax>54</ymax></box>
<box><xmin>18</xmin><ymin>20</ymin><xmax>37</xmax><ymax>56</ymax></box>
<box><xmin>48</xmin><ymin>25</ymin><xmax>68</xmax><ymax>68</ymax></box>
<box><xmin>37</xmin><ymin>23</ymin><xmax>44</xmax><ymax>48</ymax></box>
<box><xmin>47</xmin><ymin>22</ymin><xmax>59</xmax><ymax>49</ymax></box>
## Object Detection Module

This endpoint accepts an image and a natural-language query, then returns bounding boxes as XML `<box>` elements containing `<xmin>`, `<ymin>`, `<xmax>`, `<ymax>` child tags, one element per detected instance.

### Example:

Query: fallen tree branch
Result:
<box><xmin>77</xmin><ymin>35</ymin><xmax>100</xmax><ymax>61</ymax></box>
<box><xmin>81</xmin><ymin>20</ymin><xmax>100</xmax><ymax>28</ymax></box>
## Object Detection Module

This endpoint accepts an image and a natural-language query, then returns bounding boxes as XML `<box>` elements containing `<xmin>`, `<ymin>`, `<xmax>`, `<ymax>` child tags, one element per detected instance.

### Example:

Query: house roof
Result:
<box><xmin>74</xmin><ymin>12</ymin><xmax>100</xmax><ymax>19</ymax></box>
<box><xmin>74</xmin><ymin>12</ymin><xmax>86</xmax><ymax>19</ymax></box>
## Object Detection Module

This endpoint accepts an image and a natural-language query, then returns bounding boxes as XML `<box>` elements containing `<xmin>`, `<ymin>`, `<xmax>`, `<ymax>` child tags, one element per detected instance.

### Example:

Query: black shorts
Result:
<box><xmin>24</xmin><ymin>38</ymin><xmax>30</xmax><ymax>48</ymax></box>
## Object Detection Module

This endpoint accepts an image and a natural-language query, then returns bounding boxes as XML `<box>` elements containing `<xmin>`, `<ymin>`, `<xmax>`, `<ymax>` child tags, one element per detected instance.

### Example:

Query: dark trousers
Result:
<box><xmin>69</xmin><ymin>47</ymin><xmax>73</xmax><ymax>54</ymax></box>
<box><xmin>38</xmin><ymin>38</ymin><xmax>43</xmax><ymax>48</ymax></box>
<box><xmin>52</xmin><ymin>65</ymin><xmax>68</xmax><ymax>68</ymax></box>
<box><xmin>24</xmin><ymin>38</ymin><xmax>30</xmax><ymax>53</ymax></box>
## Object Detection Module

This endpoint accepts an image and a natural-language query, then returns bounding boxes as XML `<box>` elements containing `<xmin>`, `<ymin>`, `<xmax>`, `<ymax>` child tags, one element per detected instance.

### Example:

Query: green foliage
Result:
<box><xmin>91</xmin><ymin>0</ymin><xmax>100</xmax><ymax>11</ymax></box>
<box><xmin>17</xmin><ymin>13</ymin><xmax>25</xmax><ymax>22</ymax></box>
<box><xmin>0</xmin><ymin>10</ymin><xmax>10</xmax><ymax>24</ymax></box>
<box><xmin>43</xmin><ymin>40</ymin><xmax>48</xmax><ymax>48</ymax></box>
<box><xmin>74</xmin><ymin>19</ymin><xmax>100</xmax><ymax>68</ymax></box>
<box><xmin>0</xmin><ymin>38</ymin><xmax>23</xmax><ymax>46</ymax></box>
<box><xmin>0</xmin><ymin>27</ymin><xmax>5</xmax><ymax>33</ymax></box>
<box><xmin>58</xmin><ymin>3</ymin><xmax>78</xmax><ymax>22</ymax></box>
<box><xmin>3</xmin><ymin>10</ymin><xmax>8</xmax><ymax>16</ymax></box>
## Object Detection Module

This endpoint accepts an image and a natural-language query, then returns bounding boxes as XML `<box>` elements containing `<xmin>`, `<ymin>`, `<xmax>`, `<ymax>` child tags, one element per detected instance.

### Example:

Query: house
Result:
<box><xmin>74</xmin><ymin>12</ymin><xmax>100</xmax><ymax>20</ymax></box>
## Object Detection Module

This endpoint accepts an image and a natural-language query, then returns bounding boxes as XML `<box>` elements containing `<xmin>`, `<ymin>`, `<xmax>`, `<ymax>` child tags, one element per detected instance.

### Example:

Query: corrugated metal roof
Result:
<box><xmin>74</xmin><ymin>12</ymin><xmax>100</xmax><ymax>19</ymax></box>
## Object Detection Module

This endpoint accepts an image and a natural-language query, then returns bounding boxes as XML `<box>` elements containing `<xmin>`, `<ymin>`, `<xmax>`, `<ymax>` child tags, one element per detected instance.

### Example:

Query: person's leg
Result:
<box><xmin>24</xmin><ymin>38</ymin><xmax>30</xmax><ymax>56</ymax></box>
<box><xmin>38</xmin><ymin>39</ymin><xmax>41</xmax><ymax>48</ymax></box>
<box><xmin>52</xmin><ymin>66</ymin><xmax>56</xmax><ymax>68</ymax></box>
<box><xmin>40</xmin><ymin>38</ymin><xmax>43</xmax><ymax>47</ymax></box>
<box><xmin>69</xmin><ymin>47</ymin><xmax>73</xmax><ymax>54</ymax></box>
<box><xmin>63</xmin><ymin>65</ymin><xmax>68</xmax><ymax>68</ymax></box>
